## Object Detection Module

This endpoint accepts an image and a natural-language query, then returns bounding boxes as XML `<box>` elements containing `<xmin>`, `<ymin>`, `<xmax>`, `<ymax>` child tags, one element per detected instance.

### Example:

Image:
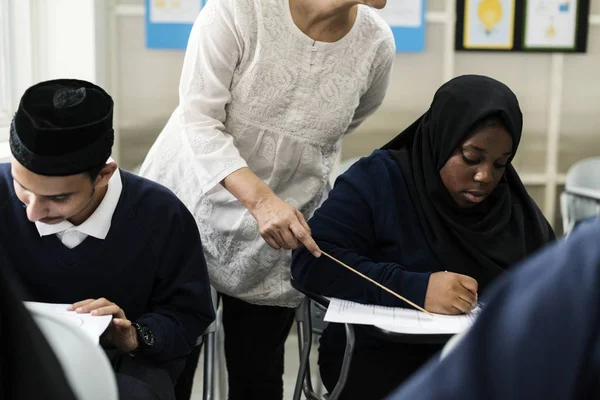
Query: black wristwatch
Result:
<box><xmin>132</xmin><ymin>323</ymin><xmax>156</xmax><ymax>350</ymax></box>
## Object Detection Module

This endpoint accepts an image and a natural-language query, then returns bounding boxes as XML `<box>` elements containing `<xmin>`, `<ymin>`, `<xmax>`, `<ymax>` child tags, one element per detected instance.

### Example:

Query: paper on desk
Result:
<box><xmin>24</xmin><ymin>301</ymin><xmax>112</xmax><ymax>344</ymax></box>
<box><xmin>324</xmin><ymin>298</ymin><xmax>481</xmax><ymax>335</ymax></box>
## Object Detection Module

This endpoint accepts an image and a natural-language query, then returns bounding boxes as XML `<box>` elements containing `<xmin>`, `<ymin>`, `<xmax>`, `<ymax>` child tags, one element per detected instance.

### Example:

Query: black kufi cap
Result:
<box><xmin>9</xmin><ymin>79</ymin><xmax>114</xmax><ymax>176</ymax></box>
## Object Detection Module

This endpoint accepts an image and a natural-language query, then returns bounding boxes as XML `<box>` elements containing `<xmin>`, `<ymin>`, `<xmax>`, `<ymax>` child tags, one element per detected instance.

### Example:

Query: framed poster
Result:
<box><xmin>455</xmin><ymin>0</ymin><xmax>589</xmax><ymax>53</ymax></box>
<box><xmin>463</xmin><ymin>0</ymin><xmax>516</xmax><ymax>49</ymax></box>
<box><xmin>376</xmin><ymin>0</ymin><xmax>427</xmax><ymax>53</ymax></box>
<box><xmin>146</xmin><ymin>0</ymin><xmax>204</xmax><ymax>50</ymax></box>
<box><xmin>523</xmin><ymin>0</ymin><xmax>579</xmax><ymax>50</ymax></box>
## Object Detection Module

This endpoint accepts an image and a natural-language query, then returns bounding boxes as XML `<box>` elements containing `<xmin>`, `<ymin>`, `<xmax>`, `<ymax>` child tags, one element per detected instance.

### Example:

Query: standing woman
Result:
<box><xmin>139</xmin><ymin>0</ymin><xmax>395</xmax><ymax>398</ymax></box>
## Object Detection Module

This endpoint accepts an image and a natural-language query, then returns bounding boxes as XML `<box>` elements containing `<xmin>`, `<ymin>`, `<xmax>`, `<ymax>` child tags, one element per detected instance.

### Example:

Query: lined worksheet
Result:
<box><xmin>325</xmin><ymin>298</ymin><xmax>481</xmax><ymax>335</ymax></box>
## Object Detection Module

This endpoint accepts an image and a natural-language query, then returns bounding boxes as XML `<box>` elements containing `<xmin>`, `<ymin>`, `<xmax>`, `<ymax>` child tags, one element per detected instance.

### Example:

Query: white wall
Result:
<box><xmin>0</xmin><ymin>0</ymin><xmax>110</xmax><ymax>156</ymax></box>
<box><xmin>6</xmin><ymin>0</ymin><xmax>106</xmax><ymax>99</ymax></box>
<box><xmin>36</xmin><ymin>0</ymin><xmax>101</xmax><ymax>83</ymax></box>
<box><xmin>0</xmin><ymin>141</ymin><xmax>9</xmax><ymax>163</ymax></box>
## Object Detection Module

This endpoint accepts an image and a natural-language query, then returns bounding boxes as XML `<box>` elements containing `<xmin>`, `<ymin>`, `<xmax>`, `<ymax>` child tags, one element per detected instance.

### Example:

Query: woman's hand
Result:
<box><xmin>424</xmin><ymin>272</ymin><xmax>478</xmax><ymax>314</ymax></box>
<box><xmin>251</xmin><ymin>193</ymin><xmax>321</xmax><ymax>257</ymax></box>
<box><xmin>222</xmin><ymin>167</ymin><xmax>321</xmax><ymax>257</ymax></box>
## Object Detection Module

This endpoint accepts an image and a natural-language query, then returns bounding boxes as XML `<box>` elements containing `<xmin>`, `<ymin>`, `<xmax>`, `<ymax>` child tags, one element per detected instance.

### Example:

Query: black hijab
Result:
<box><xmin>383</xmin><ymin>75</ymin><xmax>555</xmax><ymax>293</ymax></box>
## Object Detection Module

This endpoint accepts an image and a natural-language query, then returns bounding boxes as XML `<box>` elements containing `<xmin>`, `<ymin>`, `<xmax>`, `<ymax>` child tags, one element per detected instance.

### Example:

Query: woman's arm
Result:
<box><xmin>180</xmin><ymin>0</ymin><xmax>319</xmax><ymax>255</ymax></box>
<box><xmin>291</xmin><ymin>155</ymin><xmax>431</xmax><ymax>307</ymax></box>
<box><xmin>178</xmin><ymin>0</ymin><xmax>246</xmax><ymax>194</ymax></box>
<box><xmin>292</xmin><ymin>154</ymin><xmax>478</xmax><ymax>312</ymax></box>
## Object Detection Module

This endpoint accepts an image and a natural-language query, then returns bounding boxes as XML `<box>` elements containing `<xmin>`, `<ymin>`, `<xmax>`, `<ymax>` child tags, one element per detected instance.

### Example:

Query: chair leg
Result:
<box><xmin>203</xmin><ymin>333</ymin><xmax>216</xmax><ymax>400</ymax></box>
<box><xmin>328</xmin><ymin>324</ymin><xmax>355</xmax><ymax>400</ymax></box>
<box><xmin>314</xmin><ymin>346</ymin><xmax>326</xmax><ymax>398</ymax></box>
<box><xmin>215</xmin><ymin>304</ymin><xmax>227</xmax><ymax>399</ymax></box>
<box><xmin>293</xmin><ymin>319</ymin><xmax>309</xmax><ymax>400</ymax></box>
<box><xmin>301</xmin><ymin>302</ymin><xmax>322</xmax><ymax>400</ymax></box>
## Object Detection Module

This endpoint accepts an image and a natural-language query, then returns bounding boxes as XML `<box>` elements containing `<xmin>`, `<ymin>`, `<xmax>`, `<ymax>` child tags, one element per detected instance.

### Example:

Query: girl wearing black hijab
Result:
<box><xmin>291</xmin><ymin>75</ymin><xmax>555</xmax><ymax>400</ymax></box>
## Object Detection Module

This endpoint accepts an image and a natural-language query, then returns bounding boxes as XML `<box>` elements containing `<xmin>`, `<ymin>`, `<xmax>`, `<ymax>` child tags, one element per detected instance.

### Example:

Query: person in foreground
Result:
<box><xmin>291</xmin><ymin>74</ymin><xmax>555</xmax><ymax>399</ymax></box>
<box><xmin>387</xmin><ymin>221</ymin><xmax>600</xmax><ymax>400</ymax></box>
<box><xmin>0</xmin><ymin>79</ymin><xmax>215</xmax><ymax>400</ymax></box>
<box><xmin>0</xmin><ymin>250</ymin><xmax>77</xmax><ymax>400</ymax></box>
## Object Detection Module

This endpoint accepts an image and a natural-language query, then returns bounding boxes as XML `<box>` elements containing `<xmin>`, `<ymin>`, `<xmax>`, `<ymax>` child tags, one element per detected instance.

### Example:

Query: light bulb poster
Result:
<box><xmin>463</xmin><ymin>0</ymin><xmax>516</xmax><ymax>49</ymax></box>
<box><xmin>455</xmin><ymin>0</ymin><xmax>590</xmax><ymax>52</ymax></box>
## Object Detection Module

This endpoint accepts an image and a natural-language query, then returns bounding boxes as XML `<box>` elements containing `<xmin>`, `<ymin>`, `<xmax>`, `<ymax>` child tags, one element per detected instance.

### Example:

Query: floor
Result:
<box><xmin>189</xmin><ymin>329</ymin><xmax>323</xmax><ymax>400</ymax></box>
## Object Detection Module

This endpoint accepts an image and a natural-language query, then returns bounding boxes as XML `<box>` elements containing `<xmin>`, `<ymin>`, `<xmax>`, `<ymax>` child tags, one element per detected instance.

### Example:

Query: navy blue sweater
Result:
<box><xmin>0</xmin><ymin>164</ymin><xmax>215</xmax><ymax>362</ymax></box>
<box><xmin>292</xmin><ymin>150</ymin><xmax>444</xmax><ymax>351</ymax></box>
<box><xmin>292</xmin><ymin>150</ymin><xmax>443</xmax><ymax>308</ymax></box>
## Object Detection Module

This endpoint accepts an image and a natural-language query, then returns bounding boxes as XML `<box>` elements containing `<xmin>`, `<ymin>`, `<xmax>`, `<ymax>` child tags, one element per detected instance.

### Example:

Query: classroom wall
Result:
<box><xmin>113</xmin><ymin>1</ymin><xmax>600</xmax><ymax>163</ymax></box>
<box><xmin>110</xmin><ymin>0</ymin><xmax>600</xmax><ymax>232</ymax></box>
<box><xmin>0</xmin><ymin>0</ymin><xmax>105</xmax><ymax>153</ymax></box>
<box><xmin>0</xmin><ymin>0</ymin><xmax>594</xmax><ymax>232</ymax></box>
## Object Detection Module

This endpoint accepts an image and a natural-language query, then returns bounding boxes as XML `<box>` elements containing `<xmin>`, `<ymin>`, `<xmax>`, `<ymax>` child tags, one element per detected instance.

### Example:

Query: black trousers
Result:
<box><xmin>319</xmin><ymin>341</ymin><xmax>443</xmax><ymax>400</ymax></box>
<box><xmin>107</xmin><ymin>350</ymin><xmax>185</xmax><ymax>400</ymax></box>
<box><xmin>174</xmin><ymin>345</ymin><xmax>202</xmax><ymax>400</ymax></box>
<box><xmin>221</xmin><ymin>293</ymin><xmax>296</xmax><ymax>400</ymax></box>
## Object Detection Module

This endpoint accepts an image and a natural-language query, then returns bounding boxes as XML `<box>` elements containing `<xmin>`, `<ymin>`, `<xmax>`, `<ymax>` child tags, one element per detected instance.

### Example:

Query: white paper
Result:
<box><xmin>524</xmin><ymin>0</ymin><xmax>578</xmax><ymax>48</ymax></box>
<box><xmin>150</xmin><ymin>0</ymin><xmax>201</xmax><ymax>24</ymax></box>
<box><xmin>324</xmin><ymin>298</ymin><xmax>481</xmax><ymax>335</ymax></box>
<box><xmin>24</xmin><ymin>302</ymin><xmax>112</xmax><ymax>344</ymax></box>
<box><xmin>376</xmin><ymin>0</ymin><xmax>423</xmax><ymax>28</ymax></box>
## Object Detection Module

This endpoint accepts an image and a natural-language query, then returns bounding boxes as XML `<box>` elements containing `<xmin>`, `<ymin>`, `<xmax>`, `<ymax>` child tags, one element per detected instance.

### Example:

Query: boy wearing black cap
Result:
<box><xmin>0</xmin><ymin>79</ymin><xmax>214</xmax><ymax>400</ymax></box>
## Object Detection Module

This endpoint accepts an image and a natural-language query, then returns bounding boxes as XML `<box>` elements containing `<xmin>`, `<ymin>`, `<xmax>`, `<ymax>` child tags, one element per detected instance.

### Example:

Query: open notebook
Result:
<box><xmin>324</xmin><ymin>298</ymin><xmax>482</xmax><ymax>335</ymax></box>
<box><xmin>24</xmin><ymin>301</ymin><xmax>112</xmax><ymax>344</ymax></box>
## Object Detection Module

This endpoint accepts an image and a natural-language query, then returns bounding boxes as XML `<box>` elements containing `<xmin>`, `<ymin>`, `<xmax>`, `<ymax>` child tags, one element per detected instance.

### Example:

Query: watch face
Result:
<box><xmin>137</xmin><ymin>324</ymin><xmax>155</xmax><ymax>348</ymax></box>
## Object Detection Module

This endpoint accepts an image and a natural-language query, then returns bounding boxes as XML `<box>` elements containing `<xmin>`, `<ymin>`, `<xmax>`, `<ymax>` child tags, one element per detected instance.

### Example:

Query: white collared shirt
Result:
<box><xmin>35</xmin><ymin>169</ymin><xmax>123</xmax><ymax>249</ymax></box>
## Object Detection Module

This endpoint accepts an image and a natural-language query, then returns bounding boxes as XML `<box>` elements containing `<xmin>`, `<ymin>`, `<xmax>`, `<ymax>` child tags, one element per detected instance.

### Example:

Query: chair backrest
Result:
<box><xmin>29</xmin><ymin>308</ymin><xmax>119</xmax><ymax>400</ymax></box>
<box><xmin>565</xmin><ymin>157</ymin><xmax>600</xmax><ymax>199</ymax></box>
<box><xmin>561</xmin><ymin>157</ymin><xmax>600</xmax><ymax>234</ymax></box>
<box><xmin>195</xmin><ymin>286</ymin><xmax>220</xmax><ymax>346</ymax></box>
<box><xmin>310</xmin><ymin>300</ymin><xmax>329</xmax><ymax>336</ymax></box>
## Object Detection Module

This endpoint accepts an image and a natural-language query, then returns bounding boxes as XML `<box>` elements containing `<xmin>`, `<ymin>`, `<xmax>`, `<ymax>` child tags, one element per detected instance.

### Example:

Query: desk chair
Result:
<box><xmin>293</xmin><ymin>281</ymin><xmax>356</xmax><ymax>400</ymax></box>
<box><xmin>175</xmin><ymin>287</ymin><xmax>221</xmax><ymax>400</ymax></box>
<box><xmin>28</xmin><ymin>306</ymin><xmax>119</xmax><ymax>400</ymax></box>
<box><xmin>292</xmin><ymin>279</ymin><xmax>456</xmax><ymax>400</ymax></box>
<box><xmin>560</xmin><ymin>157</ymin><xmax>600</xmax><ymax>236</ymax></box>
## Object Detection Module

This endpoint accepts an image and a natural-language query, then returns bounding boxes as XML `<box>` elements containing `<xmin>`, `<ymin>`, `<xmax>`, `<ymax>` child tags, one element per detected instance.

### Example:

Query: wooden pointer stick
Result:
<box><xmin>320</xmin><ymin>251</ymin><xmax>433</xmax><ymax>316</ymax></box>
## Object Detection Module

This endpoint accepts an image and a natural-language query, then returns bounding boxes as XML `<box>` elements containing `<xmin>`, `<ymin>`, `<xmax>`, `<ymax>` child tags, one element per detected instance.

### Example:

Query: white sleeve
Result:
<box><xmin>345</xmin><ymin>37</ymin><xmax>395</xmax><ymax>135</ymax></box>
<box><xmin>178</xmin><ymin>0</ymin><xmax>248</xmax><ymax>194</ymax></box>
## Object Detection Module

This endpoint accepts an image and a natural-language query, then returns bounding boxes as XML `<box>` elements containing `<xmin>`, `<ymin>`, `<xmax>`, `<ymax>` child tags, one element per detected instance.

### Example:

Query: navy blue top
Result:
<box><xmin>387</xmin><ymin>222</ymin><xmax>600</xmax><ymax>400</ymax></box>
<box><xmin>292</xmin><ymin>150</ymin><xmax>445</xmax><ymax>352</ymax></box>
<box><xmin>0</xmin><ymin>163</ymin><xmax>215</xmax><ymax>362</ymax></box>
<box><xmin>292</xmin><ymin>150</ymin><xmax>443</xmax><ymax>309</ymax></box>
